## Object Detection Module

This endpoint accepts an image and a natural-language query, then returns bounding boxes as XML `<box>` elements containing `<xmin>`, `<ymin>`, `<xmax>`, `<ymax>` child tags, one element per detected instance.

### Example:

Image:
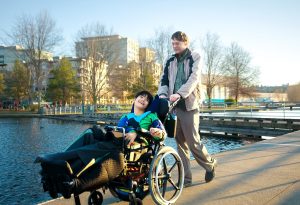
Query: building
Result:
<box><xmin>0</xmin><ymin>45</ymin><xmax>53</xmax><ymax>102</ymax></box>
<box><xmin>75</xmin><ymin>35</ymin><xmax>139</xmax><ymax>66</ymax></box>
<box><xmin>139</xmin><ymin>47</ymin><xmax>162</xmax><ymax>86</ymax></box>
<box><xmin>0</xmin><ymin>45</ymin><xmax>53</xmax><ymax>71</ymax></box>
<box><xmin>53</xmin><ymin>56</ymin><xmax>109</xmax><ymax>104</ymax></box>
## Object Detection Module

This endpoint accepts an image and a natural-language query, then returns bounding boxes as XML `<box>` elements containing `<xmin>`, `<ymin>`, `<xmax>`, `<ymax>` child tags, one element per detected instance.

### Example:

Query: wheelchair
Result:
<box><xmin>35</xmin><ymin>97</ymin><xmax>184</xmax><ymax>205</ymax></box>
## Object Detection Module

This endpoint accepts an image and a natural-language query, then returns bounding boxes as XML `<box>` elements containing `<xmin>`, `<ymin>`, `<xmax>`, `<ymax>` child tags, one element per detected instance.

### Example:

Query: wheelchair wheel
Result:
<box><xmin>88</xmin><ymin>190</ymin><xmax>103</xmax><ymax>205</ymax></box>
<box><xmin>149</xmin><ymin>146</ymin><xmax>184</xmax><ymax>205</ymax></box>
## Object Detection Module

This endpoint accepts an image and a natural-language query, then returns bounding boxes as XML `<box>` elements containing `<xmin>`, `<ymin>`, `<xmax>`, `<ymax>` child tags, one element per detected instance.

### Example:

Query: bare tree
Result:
<box><xmin>287</xmin><ymin>83</ymin><xmax>300</xmax><ymax>102</ymax></box>
<box><xmin>147</xmin><ymin>27</ymin><xmax>173</xmax><ymax>66</ymax></box>
<box><xmin>224</xmin><ymin>42</ymin><xmax>259</xmax><ymax>103</ymax></box>
<box><xmin>6</xmin><ymin>11</ymin><xmax>62</xmax><ymax>110</ymax></box>
<box><xmin>201</xmin><ymin>33</ymin><xmax>225</xmax><ymax>108</ymax></box>
<box><xmin>0</xmin><ymin>73</ymin><xmax>4</xmax><ymax>95</ymax></box>
<box><xmin>75</xmin><ymin>23</ymin><xmax>120</xmax><ymax>109</ymax></box>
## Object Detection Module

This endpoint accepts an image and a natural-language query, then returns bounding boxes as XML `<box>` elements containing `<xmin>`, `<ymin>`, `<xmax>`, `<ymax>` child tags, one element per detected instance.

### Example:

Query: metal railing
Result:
<box><xmin>200</xmin><ymin>101</ymin><xmax>300</xmax><ymax>119</ymax></box>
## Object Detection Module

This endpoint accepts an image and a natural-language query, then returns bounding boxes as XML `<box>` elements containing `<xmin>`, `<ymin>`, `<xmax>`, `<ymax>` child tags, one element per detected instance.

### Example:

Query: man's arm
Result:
<box><xmin>176</xmin><ymin>52</ymin><xmax>201</xmax><ymax>98</ymax></box>
<box><xmin>158</xmin><ymin>57</ymin><xmax>173</xmax><ymax>97</ymax></box>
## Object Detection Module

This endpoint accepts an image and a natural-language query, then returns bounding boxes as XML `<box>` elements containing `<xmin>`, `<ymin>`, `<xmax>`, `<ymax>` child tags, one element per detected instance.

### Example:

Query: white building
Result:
<box><xmin>75</xmin><ymin>35</ymin><xmax>139</xmax><ymax>66</ymax></box>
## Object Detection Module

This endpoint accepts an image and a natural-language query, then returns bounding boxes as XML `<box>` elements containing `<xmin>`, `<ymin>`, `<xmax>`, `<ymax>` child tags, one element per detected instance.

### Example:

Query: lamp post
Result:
<box><xmin>81</xmin><ymin>58</ymin><xmax>86</xmax><ymax>115</ymax></box>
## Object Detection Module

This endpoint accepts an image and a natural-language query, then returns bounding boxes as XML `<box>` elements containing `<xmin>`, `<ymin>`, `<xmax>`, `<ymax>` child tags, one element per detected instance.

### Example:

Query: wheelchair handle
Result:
<box><xmin>168</xmin><ymin>97</ymin><xmax>181</xmax><ymax>113</ymax></box>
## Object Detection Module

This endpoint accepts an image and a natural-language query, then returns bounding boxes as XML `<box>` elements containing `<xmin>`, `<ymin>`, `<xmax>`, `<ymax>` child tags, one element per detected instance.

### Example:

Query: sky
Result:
<box><xmin>1</xmin><ymin>0</ymin><xmax>300</xmax><ymax>86</ymax></box>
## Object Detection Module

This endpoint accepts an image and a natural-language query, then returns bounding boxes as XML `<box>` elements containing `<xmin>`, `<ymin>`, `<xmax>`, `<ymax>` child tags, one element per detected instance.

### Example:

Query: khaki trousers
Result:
<box><xmin>175</xmin><ymin>108</ymin><xmax>216</xmax><ymax>183</ymax></box>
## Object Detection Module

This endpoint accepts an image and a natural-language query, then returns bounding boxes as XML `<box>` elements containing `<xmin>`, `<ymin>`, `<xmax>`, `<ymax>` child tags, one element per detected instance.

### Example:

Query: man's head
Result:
<box><xmin>171</xmin><ymin>31</ymin><xmax>189</xmax><ymax>54</ymax></box>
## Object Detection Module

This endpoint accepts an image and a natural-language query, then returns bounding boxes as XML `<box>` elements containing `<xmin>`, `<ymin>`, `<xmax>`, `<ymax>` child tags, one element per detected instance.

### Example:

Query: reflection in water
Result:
<box><xmin>0</xmin><ymin>118</ymin><xmax>253</xmax><ymax>204</ymax></box>
<box><xmin>0</xmin><ymin>118</ymin><xmax>90</xmax><ymax>205</ymax></box>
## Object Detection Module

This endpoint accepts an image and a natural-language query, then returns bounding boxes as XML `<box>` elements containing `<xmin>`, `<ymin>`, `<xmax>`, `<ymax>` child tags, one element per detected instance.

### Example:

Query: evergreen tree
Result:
<box><xmin>46</xmin><ymin>58</ymin><xmax>80</xmax><ymax>105</ymax></box>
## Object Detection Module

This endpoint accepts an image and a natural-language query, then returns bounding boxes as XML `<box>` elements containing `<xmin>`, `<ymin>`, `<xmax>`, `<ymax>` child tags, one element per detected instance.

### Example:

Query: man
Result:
<box><xmin>158</xmin><ymin>31</ymin><xmax>217</xmax><ymax>187</ymax></box>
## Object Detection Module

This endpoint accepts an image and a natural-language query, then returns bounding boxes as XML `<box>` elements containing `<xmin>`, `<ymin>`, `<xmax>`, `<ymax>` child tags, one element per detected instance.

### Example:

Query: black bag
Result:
<box><xmin>164</xmin><ymin>113</ymin><xmax>177</xmax><ymax>138</ymax></box>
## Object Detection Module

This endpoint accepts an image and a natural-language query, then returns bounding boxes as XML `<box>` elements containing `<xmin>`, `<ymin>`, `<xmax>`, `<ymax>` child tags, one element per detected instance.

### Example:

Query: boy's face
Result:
<box><xmin>134</xmin><ymin>94</ymin><xmax>150</xmax><ymax>110</ymax></box>
<box><xmin>172</xmin><ymin>39</ymin><xmax>188</xmax><ymax>54</ymax></box>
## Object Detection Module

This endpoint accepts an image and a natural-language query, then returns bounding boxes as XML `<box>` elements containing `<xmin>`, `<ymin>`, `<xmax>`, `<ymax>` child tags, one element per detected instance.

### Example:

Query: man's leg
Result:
<box><xmin>176</xmin><ymin>109</ymin><xmax>216</xmax><ymax>172</ymax></box>
<box><xmin>175</xmin><ymin>114</ymin><xmax>192</xmax><ymax>184</ymax></box>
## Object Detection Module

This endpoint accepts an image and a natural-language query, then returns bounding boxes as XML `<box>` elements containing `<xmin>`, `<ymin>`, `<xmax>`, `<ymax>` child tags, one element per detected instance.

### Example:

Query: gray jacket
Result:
<box><xmin>157</xmin><ymin>49</ymin><xmax>201</xmax><ymax>111</ymax></box>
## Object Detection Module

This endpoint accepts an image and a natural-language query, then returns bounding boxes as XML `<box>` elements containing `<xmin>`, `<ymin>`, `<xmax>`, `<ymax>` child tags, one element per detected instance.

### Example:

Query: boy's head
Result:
<box><xmin>134</xmin><ymin>91</ymin><xmax>153</xmax><ymax>111</ymax></box>
<box><xmin>171</xmin><ymin>31</ymin><xmax>189</xmax><ymax>54</ymax></box>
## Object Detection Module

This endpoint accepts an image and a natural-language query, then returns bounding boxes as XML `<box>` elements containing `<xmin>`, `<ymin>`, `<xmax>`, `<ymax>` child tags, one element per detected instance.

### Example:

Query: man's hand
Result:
<box><xmin>159</xmin><ymin>95</ymin><xmax>168</xmax><ymax>99</ymax></box>
<box><xmin>125</xmin><ymin>132</ymin><xmax>137</xmax><ymax>145</ymax></box>
<box><xmin>170</xmin><ymin>93</ymin><xmax>181</xmax><ymax>102</ymax></box>
<box><xmin>150</xmin><ymin>127</ymin><xmax>163</xmax><ymax>138</ymax></box>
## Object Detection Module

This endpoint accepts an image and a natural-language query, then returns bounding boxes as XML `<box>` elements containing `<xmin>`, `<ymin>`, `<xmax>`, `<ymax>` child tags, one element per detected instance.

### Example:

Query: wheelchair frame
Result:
<box><xmin>72</xmin><ymin>125</ymin><xmax>184</xmax><ymax>205</ymax></box>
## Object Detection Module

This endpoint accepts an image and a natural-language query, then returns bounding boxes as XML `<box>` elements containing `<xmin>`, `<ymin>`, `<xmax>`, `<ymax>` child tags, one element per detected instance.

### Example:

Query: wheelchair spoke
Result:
<box><xmin>168</xmin><ymin>160</ymin><xmax>178</xmax><ymax>173</ymax></box>
<box><xmin>162</xmin><ymin>179</ymin><xmax>167</xmax><ymax>197</ymax></box>
<box><xmin>163</xmin><ymin>158</ymin><xmax>168</xmax><ymax>173</ymax></box>
<box><xmin>168</xmin><ymin>178</ymin><xmax>179</xmax><ymax>190</ymax></box>
<box><xmin>157</xmin><ymin>174</ymin><xmax>168</xmax><ymax>179</ymax></box>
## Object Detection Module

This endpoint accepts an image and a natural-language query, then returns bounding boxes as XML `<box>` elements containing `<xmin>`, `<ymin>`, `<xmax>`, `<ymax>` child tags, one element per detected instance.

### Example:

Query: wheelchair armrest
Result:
<box><xmin>136</xmin><ymin>128</ymin><xmax>153</xmax><ymax>140</ymax></box>
<box><xmin>105</xmin><ymin>125</ymin><xmax>125</xmax><ymax>135</ymax></box>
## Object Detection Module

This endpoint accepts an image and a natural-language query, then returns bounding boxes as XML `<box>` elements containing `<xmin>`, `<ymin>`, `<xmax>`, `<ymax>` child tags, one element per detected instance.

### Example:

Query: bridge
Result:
<box><xmin>199</xmin><ymin>115</ymin><xmax>300</xmax><ymax>137</ymax></box>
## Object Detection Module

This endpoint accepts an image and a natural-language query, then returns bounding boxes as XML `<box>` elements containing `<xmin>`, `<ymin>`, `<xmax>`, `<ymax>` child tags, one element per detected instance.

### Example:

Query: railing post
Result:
<box><xmin>283</xmin><ymin>102</ymin><xmax>286</xmax><ymax>119</ymax></box>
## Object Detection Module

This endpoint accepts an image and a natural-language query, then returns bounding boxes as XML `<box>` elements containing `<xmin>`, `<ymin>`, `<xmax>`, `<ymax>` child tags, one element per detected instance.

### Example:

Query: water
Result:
<box><xmin>0</xmin><ymin>118</ymin><xmax>253</xmax><ymax>205</ymax></box>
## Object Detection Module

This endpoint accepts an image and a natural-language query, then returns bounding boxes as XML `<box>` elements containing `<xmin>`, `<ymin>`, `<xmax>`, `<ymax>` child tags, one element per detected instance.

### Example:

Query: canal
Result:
<box><xmin>0</xmin><ymin>118</ymin><xmax>256</xmax><ymax>205</ymax></box>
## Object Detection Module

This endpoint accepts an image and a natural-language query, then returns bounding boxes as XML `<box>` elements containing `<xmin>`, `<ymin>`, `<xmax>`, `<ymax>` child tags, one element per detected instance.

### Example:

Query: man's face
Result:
<box><xmin>172</xmin><ymin>39</ymin><xmax>188</xmax><ymax>54</ymax></box>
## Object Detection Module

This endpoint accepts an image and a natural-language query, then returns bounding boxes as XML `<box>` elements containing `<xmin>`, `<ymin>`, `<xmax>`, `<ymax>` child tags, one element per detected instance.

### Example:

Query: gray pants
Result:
<box><xmin>175</xmin><ymin>108</ymin><xmax>216</xmax><ymax>184</ymax></box>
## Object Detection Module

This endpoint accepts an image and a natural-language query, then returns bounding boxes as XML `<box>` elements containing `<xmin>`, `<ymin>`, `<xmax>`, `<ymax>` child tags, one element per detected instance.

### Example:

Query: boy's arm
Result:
<box><xmin>117</xmin><ymin>115</ymin><xmax>135</xmax><ymax>133</ymax></box>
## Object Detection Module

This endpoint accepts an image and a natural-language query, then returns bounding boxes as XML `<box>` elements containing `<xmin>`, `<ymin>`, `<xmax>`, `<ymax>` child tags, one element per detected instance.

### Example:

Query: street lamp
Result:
<box><xmin>81</xmin><ymin>58</ymin><xmax>86</xmax><ymax>115</ymax></box>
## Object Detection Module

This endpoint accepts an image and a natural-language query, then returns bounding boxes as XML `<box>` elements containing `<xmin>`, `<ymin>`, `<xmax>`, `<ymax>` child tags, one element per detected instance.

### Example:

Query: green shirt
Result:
<box><xmin>174</xmin><ymin>49</ymin><xmax>189</xmax><ymax>110</ymax></box>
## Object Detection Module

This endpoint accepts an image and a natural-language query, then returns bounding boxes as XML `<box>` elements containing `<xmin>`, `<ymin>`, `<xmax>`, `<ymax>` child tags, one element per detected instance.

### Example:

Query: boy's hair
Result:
<box><xmin>135</xmin><ymin>90</ymin><xmax>153</xmax><ymax>107</ymax></box>
<box><xmin>171</xmin><ymin>31</ymin><xmax>189</xmax><ymax>43</ymax></box>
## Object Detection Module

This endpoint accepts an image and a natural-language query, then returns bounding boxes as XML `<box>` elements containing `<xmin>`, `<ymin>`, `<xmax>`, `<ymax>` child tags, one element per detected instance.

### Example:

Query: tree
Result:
<box><xmin>223</xmin><ymin>42</ymin><xmax>259</xmax><ymax>103</ymax></box>
<box><xmin>125</xmin><ymin>61</ymin><xmax>158</xmax><ymax>98</ymax></box>
<box><xmin>201</xmin><ymin>33</ymin><xmax>225</xmax><ymax>108</ymax></box>
<box><xmin>5</xmin><ymin>60</ymin><xmax>31</xmax><ymax>103</ymax></box>
<box><xmin>7</xmin><ymin>11</ymin><xmax>62</xmax><ymax>109</ymax></box>
<box><xmin>75</xmin><ymin>23</ymin><xmax>120</xmax><ymax>107</ymax></box>
<box><xmin>46</xmin><ymin>58</ymin><xmax>80</xmax><ymax>105</ymax></box>
<box><xmin>147</xmin><ymin>27</ymin><xmax>173</xmax><ymax>66</ymax></box>
<box><xmin>0</xmin><ymin>73</ymin><xmax>4</xmax><ymax>95</ymax></box>
<box><xmin>287</xmin><ymin>83</ymin><xmax>300</xmax><ymax>102</ymax></box>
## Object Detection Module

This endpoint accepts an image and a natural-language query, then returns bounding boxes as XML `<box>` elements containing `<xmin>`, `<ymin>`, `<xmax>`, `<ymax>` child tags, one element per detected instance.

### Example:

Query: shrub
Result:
<box><xmin>225</xmin><ymin>99</ymin><xmax>236</xmax><ymax>107</ymax></box>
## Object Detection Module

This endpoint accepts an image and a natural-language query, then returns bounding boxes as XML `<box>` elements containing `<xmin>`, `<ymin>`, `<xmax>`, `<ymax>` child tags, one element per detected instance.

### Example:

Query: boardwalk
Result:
<box><xmin>39</xmin><ymin>131</ymin><xmax>300</xmax><ymax>205</ymax></box>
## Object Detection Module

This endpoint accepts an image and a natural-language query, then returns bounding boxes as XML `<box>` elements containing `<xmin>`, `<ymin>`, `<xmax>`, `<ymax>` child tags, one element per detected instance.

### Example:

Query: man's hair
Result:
<box><xmin>171</xmin><ymin>31</ymin><xmax>189</xmax><ymax>43</ymax></box>
<box><xmin>135</xmin><ymin>90</ymin><xmax>153</xmax><ymax>106</ymax></box>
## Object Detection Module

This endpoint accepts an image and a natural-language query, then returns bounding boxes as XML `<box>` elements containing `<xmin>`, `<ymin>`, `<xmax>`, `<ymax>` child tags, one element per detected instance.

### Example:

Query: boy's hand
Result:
<box><xmin>125</xmin><ymin>132</ymin><xmax>137</xmax><ymax>145</ymax></box>
<box><xmin>150</xmin><ymin>128</ymin><xmax>163</xmax><ymax>138</ymax></box>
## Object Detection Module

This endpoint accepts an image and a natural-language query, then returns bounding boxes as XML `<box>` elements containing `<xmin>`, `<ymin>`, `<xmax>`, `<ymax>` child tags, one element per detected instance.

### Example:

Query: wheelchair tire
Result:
<box><xmin>148</xmin><ymin>146</ymin><xmax>184</xmax><ymax>205</ymax></box>
<box><xmin>88</xmin><ymin>190</ymin><xmax>103</xmax><ymax>205</ymax></box>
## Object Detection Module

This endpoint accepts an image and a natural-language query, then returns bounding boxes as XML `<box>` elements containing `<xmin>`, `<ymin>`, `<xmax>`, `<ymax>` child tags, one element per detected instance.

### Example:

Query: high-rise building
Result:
<box><xmin>75</xmin><ymin>35</ymin><xmax>139</xmax><ymax>66</ymax></box>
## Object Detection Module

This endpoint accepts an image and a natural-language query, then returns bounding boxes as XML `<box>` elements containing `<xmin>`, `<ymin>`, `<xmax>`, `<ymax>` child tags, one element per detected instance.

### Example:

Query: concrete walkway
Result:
<box><xmin>39</xmin><ymin>131</ymin><xmax>300</xmax><ymax>205</ymax></box>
